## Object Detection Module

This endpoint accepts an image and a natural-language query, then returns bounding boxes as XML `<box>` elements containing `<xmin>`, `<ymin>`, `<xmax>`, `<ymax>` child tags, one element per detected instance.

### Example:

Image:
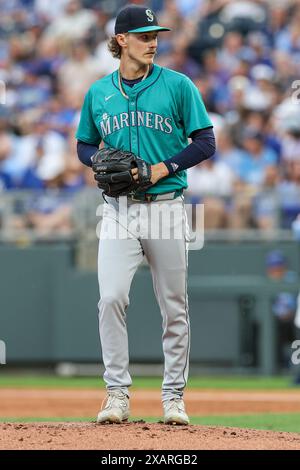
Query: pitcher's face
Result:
<box><xmin>118</xmin><ymin>32</ymin><xmax>158</xmax><ymax>66</ymax></box>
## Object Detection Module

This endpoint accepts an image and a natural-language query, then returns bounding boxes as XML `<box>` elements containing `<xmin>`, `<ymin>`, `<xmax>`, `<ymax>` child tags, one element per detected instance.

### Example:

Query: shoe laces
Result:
<box><xmin>101</xmin><ymin>390</ymin><xmax>128</xmax><ymax>411</ymax></box>
<box><xmin>165</xmin><ymin>398</ymin><xmax>186</xmax><ymax>414</ymax></box>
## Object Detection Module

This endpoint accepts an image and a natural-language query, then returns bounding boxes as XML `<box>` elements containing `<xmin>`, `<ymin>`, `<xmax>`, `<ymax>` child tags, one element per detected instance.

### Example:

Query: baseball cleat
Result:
<box><xmin>163</xmin><ymin>398</ymin><xmax>190</xmax><ymax>425</ymax></box>
<box><xmin>97</xmin><ymin>389</ymin><xmax>130</xmax><ymax>424</ymax></box>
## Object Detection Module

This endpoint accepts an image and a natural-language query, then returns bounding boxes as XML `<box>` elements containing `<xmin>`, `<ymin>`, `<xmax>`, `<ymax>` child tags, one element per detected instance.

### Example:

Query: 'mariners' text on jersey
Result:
<box><xmin>100</xmin><ymin>111</ymin><xmax>173</xmax><ymax>137</ymax></box>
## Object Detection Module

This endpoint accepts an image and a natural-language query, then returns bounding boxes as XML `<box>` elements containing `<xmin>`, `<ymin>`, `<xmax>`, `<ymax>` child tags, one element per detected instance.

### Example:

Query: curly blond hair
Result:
<box><xmin>107</xmin><ymin>36</ymin><xmax>122</xmax><ymax>59</ymax></box>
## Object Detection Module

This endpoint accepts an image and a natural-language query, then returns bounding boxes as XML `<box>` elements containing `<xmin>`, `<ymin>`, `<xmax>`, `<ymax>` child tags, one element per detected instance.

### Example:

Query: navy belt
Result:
<box><xmin>127</xmin><ymin>189</ymin><xmax>183</xmax><ymax>202</ymax></box>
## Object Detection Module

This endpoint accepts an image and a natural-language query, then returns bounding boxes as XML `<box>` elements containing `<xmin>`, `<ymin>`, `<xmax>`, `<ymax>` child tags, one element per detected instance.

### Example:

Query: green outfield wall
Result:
<box><xmin>0</xmin><ymin>241</ymin><xmax>299</xmax><ymax>374</ymax></box>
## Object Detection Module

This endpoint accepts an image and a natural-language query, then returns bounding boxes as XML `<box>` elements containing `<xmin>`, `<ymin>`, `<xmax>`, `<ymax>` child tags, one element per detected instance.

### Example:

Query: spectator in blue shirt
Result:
<box><xmin>238</xmin><ymin>127</ymin><xmax>278</xmax><ymax>187</ymax></box>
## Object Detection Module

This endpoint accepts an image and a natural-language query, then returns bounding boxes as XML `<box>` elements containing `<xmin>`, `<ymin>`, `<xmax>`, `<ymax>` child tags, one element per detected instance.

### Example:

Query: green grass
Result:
<box><xmin>0</xmin><ymin>375</ymin><xmax>298</xmax><ymax>390</ymax></box>
<box><xmin>192</xmin><ymin>413</ymin><xmax>300</xmax><ymax>433</ymax></box>
<box><xmin>1</xmin><ymin>413</ymin><xmax>300</xmax><ymax>433</ymax></box>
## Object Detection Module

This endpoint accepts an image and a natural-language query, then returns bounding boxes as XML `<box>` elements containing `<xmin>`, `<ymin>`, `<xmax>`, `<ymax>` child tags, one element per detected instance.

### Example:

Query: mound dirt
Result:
<box><xmin>1</xmin><ymin>422</ymin><xmax>300</xmax><ymax>450</ymax></box>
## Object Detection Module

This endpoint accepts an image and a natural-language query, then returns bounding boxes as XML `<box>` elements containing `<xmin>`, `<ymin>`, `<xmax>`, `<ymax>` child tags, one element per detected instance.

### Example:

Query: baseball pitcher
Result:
<box><xmin>76</xmin><ymin>4</ymin><xmax>215</xmax><ymax>425</ymax></box>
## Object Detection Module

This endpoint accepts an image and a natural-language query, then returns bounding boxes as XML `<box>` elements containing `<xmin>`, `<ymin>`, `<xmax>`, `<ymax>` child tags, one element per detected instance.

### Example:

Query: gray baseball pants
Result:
<box><xmin>97</xmin><ymin>195</ymin><xmax>190</xmax><ymax>403</ymax></box>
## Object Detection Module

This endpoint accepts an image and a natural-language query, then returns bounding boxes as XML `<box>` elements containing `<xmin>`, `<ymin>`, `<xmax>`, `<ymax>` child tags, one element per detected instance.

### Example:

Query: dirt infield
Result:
<box><xmin>1</xmin><ymin>388</ymin><xmax>300</xmax><ymax>449</ymax></box>
<box><xmin>1</xmin><ymin>389</ymin><xmax>300</xmax><ymax>417</ymax></box>
<box><xmin>1</xmin><ymin>422</ymin><xmax>300</xmax><ymax>450</ymax></box>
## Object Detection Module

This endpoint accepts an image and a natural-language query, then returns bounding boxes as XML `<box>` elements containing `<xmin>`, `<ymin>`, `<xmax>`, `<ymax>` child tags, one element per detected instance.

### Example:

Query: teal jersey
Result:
<box><xmin>76</xmin><ymin>64</ymin><xmax>212</xmax><ymax>194</ymax></box>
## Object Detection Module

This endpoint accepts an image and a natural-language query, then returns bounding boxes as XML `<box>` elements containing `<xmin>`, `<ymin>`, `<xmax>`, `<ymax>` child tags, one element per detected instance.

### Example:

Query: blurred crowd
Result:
<box><xmin>1</xmin><ymin>0</ymin><xmax>300</xmax><ymax>235</ymax></box>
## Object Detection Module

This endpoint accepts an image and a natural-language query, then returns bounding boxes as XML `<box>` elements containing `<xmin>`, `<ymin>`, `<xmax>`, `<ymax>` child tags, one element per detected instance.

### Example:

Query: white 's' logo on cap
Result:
<box><xmin>146</xmin><ymin>9</ymin><xmax>154</xmax><ymax>22</ymax></box>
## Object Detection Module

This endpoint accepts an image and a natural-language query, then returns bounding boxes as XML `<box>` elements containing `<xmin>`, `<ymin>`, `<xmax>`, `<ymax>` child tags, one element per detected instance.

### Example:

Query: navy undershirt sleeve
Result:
<box><xmin>163</xmin><ymin>127</ymin><xmax>216</xmax><ymax>174</ymax></box>
<box><xmin>77</xmin><ymin>140</ymin><xmax>98</xmax><ymax>167</ymax></box>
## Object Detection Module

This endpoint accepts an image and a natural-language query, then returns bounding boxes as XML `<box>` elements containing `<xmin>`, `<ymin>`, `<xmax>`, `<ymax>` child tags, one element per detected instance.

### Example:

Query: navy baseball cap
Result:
<box><xmin>114</xmin><ymin>5</ymin><xmax>171</xmax><ymax>34</ymax></box>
